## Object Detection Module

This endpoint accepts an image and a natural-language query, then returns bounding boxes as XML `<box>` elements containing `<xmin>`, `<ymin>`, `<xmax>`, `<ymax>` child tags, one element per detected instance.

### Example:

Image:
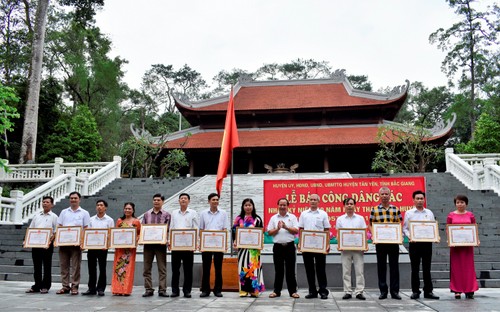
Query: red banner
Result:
<box><xmin>263</xmin><ymin>177</ymin><xmax>425</xmax><ymax>237</ymax></box>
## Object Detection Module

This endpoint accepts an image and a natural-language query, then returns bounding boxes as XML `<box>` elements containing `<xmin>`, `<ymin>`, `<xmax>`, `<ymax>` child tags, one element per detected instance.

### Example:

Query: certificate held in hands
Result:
<box><xmin>24</xmin><ymin>228</ymin><xmax>52</xmax><ymax>248</ymax></box>
<box><xmin>372</xmin><ymin>222</ymin><xmax>402</xmax><ymax>244</ymax></box>
<box><xmin>337</xmin><ymin>228</ymin><xmax>367</xmax><ymax>251</ymax></box>
<box><xmin>109</xmin><ymin>228</ymin><xmax>137</xmax><ymax>249</ymax></box>
<box><xmin>138</xmin><ymin>224</ymin><xmax>168</xmax><ymax>245</ymax></box>
<box><xmin>82</xmin><ymin>228</ymin><xmax>109</xmax><ymax>249</ymax></box>
<box><xmin>446</xmin><ymin>224</ymin><xmax>479</xmax><ymax>247</ymax></box>
<box><xmin>300</xmin><ymin>230</ymin><xmax>329</xmax><ymax>254</ymax></box>
<box><xmin>200</xmin><ymin>230</ymin><xmax>227</xmax><ymax>252</ymax></box>
<box><xmin>409</xmin><ymin>221</ymin><xmax>440</xmax><ymax>243</ymax></box>
<box><xmin>235</xmin><ymin>228</ymin><xmax>264</xmax><ymax>250</ymax></box>
<box><xmin>170</xmin><ymin>229</ymin><xmax>197</xmax><ymax>251</ymax></box>
<box><xmin>54</xmin><ymin>226</ymin><xmax>82</xmax><ymax>247</ymax></box>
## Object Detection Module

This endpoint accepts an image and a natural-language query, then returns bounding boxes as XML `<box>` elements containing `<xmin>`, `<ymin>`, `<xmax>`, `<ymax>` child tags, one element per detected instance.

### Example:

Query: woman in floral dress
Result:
<box><xmin>232</xmin><ymin>198</ymin><xmax>265</xmax><ymax>297</ymax></box>
<box><xmin>111</xmin><ymin>202</ymin><xmax>141</xmax><ymax>295</ymax></box>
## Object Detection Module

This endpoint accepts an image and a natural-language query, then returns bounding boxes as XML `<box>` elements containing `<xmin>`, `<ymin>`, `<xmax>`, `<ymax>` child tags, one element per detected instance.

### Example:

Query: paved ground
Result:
<box><xmin>2</xmin><ymin>281</ymin><xmax>499</xmax><ymax>312</ymax></box>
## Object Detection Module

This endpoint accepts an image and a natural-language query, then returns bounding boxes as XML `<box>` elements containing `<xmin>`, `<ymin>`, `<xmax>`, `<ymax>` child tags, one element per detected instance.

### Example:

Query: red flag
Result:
<box><xmin>216</xmin><ymin>87</ymin><xmax>240</xmax><ymax>195</ymax></box>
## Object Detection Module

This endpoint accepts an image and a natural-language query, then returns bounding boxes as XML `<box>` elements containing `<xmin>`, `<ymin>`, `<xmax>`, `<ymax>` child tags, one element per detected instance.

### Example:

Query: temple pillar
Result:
<box><xmin>323</xmin><ymin>149</ymin><xmax>329</xmax><ymax>173</ymax></box>
<box><xmin>247</xmin><ymin>149</ymin><xmax>253</xmax><ymax>174</ymax></box>
<box><xmin>189</xmin><ymin>160</ymin><xmax>194</xmax><ymax>177</ymax></box>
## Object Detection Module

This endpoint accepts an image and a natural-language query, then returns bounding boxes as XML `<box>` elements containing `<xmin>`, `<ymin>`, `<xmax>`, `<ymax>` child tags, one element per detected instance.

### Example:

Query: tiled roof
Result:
<box><xmin>159</xmin><ymin>126</ymin><xmax>394</xmax><ymax>149</ymax></box>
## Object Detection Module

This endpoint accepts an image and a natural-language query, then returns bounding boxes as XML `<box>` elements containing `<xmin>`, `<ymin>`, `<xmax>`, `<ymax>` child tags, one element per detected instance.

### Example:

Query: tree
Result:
<box><xmin>0</xmin><ymin>83</ymin><xmax>20</xmax><ymax>168</ymax></box>
<box><xmin>212</xmin><ymin>68</ymin><xmax>253</xmax><ymax>95</ymax></box>
<box><xmin>371</xmin><ymin>124</ymin><xmax>442</xmax><ymax>173</ymax></box>
<box><xmin>404</xmin><ymin>82</ymin><xmax>454</xmax><ymax>128</ymax></box>
<box><xmin>19</xmin><ymin>0</ymin><xmax>49</xmax><ymax>163</ymax></box>
<box><xmin>457</xmin><ymin>112</ymin><xmax>500</xmax><ymax>153</ymax></box>
<box><xmin>429</xmin><ymin>0</ymin><xmax>500</xmax><ymax>139</ymax></box>
<box><xmin>160</xmin><ymin>149</ymin><xmax>188</xmax><ymax>178</ymax></box>
<box><xmin>40</xmin><ymin>105</ymin><xmax>101</xmax><ymax>162</ymax></box>
<box><xmin>346</xmin><ymin>75</ymin><xmax>372</xmax><ymax>91</ymax></box>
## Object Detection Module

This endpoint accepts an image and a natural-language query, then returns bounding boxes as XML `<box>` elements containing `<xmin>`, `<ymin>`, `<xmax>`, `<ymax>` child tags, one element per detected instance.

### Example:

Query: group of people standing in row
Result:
<box><xmin>25</xmin><ymin>187</ymin><xmax>479</xmax><ymax>300</ymax></box>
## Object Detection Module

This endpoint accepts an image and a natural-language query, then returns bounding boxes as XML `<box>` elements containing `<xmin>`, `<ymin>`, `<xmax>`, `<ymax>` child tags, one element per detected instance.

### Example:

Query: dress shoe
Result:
<box><xmin>142</xmin><ymin>290</ymin><xmax>154</xmax><ymax>297</ymax></box>
<box><xmin>465</xmin><ymin>292</ymin><xmax>474</xmax><ymax>299</ymax></box>
<box><xmin>356</xmin><ymin>294</ymin><xmax>366</xmax><ymax>300</ymax></box>
<box><xmin>410</xmin><ymin>293</ymin><xmax>420</xmax><ymax>299</ymax></box>
<box><xmin>424</xmin><ymin>292</ymin><xmax>439</xmax><ymax>299</ymax></box>
<box><xmin>170</xmin><ymin>292</ymin><xmax>180</xmax><ymax>298</ymax></box>
<box><xmin>320</xmin><ymin>293</ymin><xmax>328</xmax><ymax>300</ymax></box>
<box><xmin>342</xmin><ymin>293</ymin><xmax>352</xmax><ymax>300</ymax></box>
<box><xmin>97</xmin><ymin>291</ymin><xmax>105</xmax><ymax>296</ymax></box>
<box><xmin>40</xmin><ymin>289</ymin><xmax>48</xmax><ymax>294</ymax></box>
<box><xmin>305</xmin><ymin>293</ymin><xmax>318</xmax><ymax>299</ymax></box>
<box><xmin>379</xmin><ymin>293</ymin><xmax>388</xmax><ymax>300</ymax></box>
<box><xmin>200</xmin><ymin>292</ymin><xmax>210</xmax><ymax>297</ymax></box>
<box><xmin>184</xmin><ymin>293</ymin><xmax>191</xmax><ymax>298</ymax></box>
<box><xmin>158</xmin><ymin>291</ymin><xmax>169</xmax><ymax>297</ymax></box>
<box><xmin>391</xmin><ymin>293</ymin><xmax>402</xmax><ymax>300</ymax></box>
<box><xmin>213</xmin><ymin>292</ymin><xmax>223</xmax><ymax>297</ymax></box>
<box><xmin>82</xmin><ymin>290</ymin><xmax>96</xmax><ymax>296</ymax></box>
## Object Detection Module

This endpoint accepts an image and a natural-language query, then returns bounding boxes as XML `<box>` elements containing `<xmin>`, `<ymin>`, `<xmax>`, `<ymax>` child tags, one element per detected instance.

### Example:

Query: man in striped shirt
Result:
<box><xmin>369</xmin><ymin>187</ymin><xmax>402</xmax><ymax>300</ymax></box>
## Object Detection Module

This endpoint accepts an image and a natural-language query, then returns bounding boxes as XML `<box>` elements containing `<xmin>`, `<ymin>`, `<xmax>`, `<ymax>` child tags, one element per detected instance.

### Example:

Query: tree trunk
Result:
<box><xmin>19</xmin><ymin>0</ymin><xmax>49</xmax><ymax>163</ymax></box>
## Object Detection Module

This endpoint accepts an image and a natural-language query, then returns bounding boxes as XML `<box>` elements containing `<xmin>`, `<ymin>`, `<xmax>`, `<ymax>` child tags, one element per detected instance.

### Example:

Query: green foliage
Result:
<box><xmin>456</xmin><ymin>112</ymin><xmax>500</xmax><ymax>153</ymax></box>
<box><xmin>160</xmin><ymin>149</ymin><xmax>188</xmax><ymax>178</ymax></box>
<box><xmin>0</xmin><ymin>83</ymin><xmax>20</xmax><ymax>169</ymax></box>
<box><xmin>40</xmin><ymin>105</ymin><xmax>102</xmax><ymax>162</ymax></box>
<box><xmin>372</xmin><ymin>124</ymin><xmax>442</xmax><ymax>173</ymax></box>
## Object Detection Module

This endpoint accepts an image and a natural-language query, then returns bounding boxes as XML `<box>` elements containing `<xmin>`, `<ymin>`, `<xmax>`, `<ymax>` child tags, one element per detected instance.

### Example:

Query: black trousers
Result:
<box><xmin>302</xmin><ymin>252</ymin><xmax>328</xmax><ymax>295</ymax></box>
<box><xmin>201</xmin><ymin>252</ymin><xmax>223</xmax><ymax>293</ymax></box>
<box><xmin>375</xmin><ymin>243</ymin><xmax>399</xmax><ymax>294</ymax></box>
<box><xmin>31</xmin><ymin>244</ymin><xmax>54</xmax><ymax>291</ymax></box>
<box><xmin>409</xmin><ymin>242</ymin><xmax>433</xmax><ymax>294</ymax></box>
<box><xmin>87</xmin><ymin>249</ymin><xmax>108</xmax><ymax>292</ymax></box>
<box><xmin>171</xmin><ymin>250</ymin><xmax>194</xmax><ymax>295</ymax></box>
<box><xmin>273</xmin><ymin>242</ymin><xmax>297</xmax><ymax>296</ymax></box>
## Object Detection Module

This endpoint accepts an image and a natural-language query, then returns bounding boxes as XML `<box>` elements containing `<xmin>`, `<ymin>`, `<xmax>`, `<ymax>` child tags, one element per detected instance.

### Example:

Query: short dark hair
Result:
<box><xmin>42</xmin><ymin>196</ymin><xmax>54</xmax><ymax>204</ymax></box>
<box><xmin>153</xmin><ymin>193</ymin><xmax>165</xmax><ymax>201</ymax></box>
<box><xmin>96</xmin><ymin>199</ymin><xmax>108</xmax><ymax>207</ymax></box>
<box><xmin>69</xmin><ymin>191</ymin><xmax>81</xmax><ymax>198</ymax></box>
<box><xmin>179</xmin><ymin>193</ymin><xmax>190</xmax><ymax>200</ymax></box>
<box><xmin>277</xmin><ymin>198</ymin><xmax>289</xmax><ymax>205</ymax></box>
<box><xmin>208</xmin><ymin>193</ymin><xmax>219</xmax><ymax>201</ymax></box>
<box><xmin>454</xmin><ymin>194</ymin><xmax>469</xmax><ymax>205</ymax></box>
<box><xmin>412</xmin><ymin>190</ymin><xmax>425</xmax><ymax>199</ymax></box>
<box><xmin>343</xmin><ymin>197</ymin><xmax>356</xmax><ymax>205</ymax></box>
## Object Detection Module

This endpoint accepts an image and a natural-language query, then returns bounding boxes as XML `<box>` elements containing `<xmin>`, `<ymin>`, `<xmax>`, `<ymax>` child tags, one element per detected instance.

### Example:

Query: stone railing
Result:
<box><xmin>0</xmin><ymin>156</ymin><xmax>121</xmax><ymax>224</ymax></box>
<box><xmin>445</xmin><ymin>148</ymin><xmax>500</xmax><ymax>194</ymax></box>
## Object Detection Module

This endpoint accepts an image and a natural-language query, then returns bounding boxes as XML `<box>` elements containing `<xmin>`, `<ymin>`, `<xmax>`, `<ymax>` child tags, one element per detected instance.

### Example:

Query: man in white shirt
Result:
<box><xmin>169</xmin><ymin>193</ymin><xmax>198</xmax><ymax>298</ymax></box>
<box><xmin>267</xmin><ymin>198</ymin><xmax>299</xmax><ymax>298</ymax></box>
<box><xmin>199</xmin><ymin>193</ymin><xmax>229</xmax><ymax>298</ymax></box>
<box><xmin>298</xmin><ymin>194</ymin><xmax>330</xmax><ymax>300</ymax></box>
<box><xmin>82</xmin><ymin>200</ymin><xmax>114</xmax><ymax>296</ymax></box>
<box><xmin>26</xmin><ymin>196</ymin><xmax>58</xmax><ymax>294</ymax></box>
<box><xmin>403</xmin><ymin>190</ymin><xmax>439</xmax><ymax>300</ymax></box>
<box><xmin>336</xmin><ymin>197</ymin><xmax>367</xmax><ymax>300</ymax></box>
<box><xmin>56</xmin><ymin>191</ymin><xmax>90</xmax><ymax>295</ymax></box>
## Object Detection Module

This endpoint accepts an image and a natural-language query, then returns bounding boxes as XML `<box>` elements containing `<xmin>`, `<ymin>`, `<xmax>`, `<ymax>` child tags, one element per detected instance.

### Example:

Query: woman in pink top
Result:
<box><xmin>446</xmin><ymin>194</ymin><xmax>479</xmax><ymax>299</ymax></box>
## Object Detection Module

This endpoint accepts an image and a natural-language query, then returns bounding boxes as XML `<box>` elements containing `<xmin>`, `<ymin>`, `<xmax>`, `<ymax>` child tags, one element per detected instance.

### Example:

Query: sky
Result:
<box><xmin>94</xmin><ymin>0</ymin><xmax>478</xmax><ymax>92</ymax></box>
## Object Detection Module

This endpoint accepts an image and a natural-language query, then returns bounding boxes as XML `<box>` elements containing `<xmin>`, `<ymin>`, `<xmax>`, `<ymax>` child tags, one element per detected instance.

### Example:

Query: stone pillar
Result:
<box><xmin>54</xmin><ymin>157</ymin><xmax>63</xmax><ymax>177</ymax></box>
<box><xmin>11</xmin><ymin>190</ymin><xmax>24</xmax><ymax>223</ymax></box>
<box><xmin>113</xmin><ymin>156</ymin><xmax>122</xmax><ymax>178</ymax></box>
<box><xmin>445</xmin><ymin>148</ymin><xmax>454</xmax><ymax>173</ymax></box>
<box><xmin>0</xmin><ymin>160</ymin><xmax>8</xmax><ymax>179</ymax></box>
<box><xmin>472</xmin><ymin>163</ymin><xmax>483</xmax><ymax>190</ymax></box>
<box><xmin>323</xmin><ymin>154</ymin><xmax>329</xmax><ymax>173</ymax></box>
<box><xmin>78</xmin><ymin>172</ymin><xmax>90</xmax><ymax>195</ymax></box>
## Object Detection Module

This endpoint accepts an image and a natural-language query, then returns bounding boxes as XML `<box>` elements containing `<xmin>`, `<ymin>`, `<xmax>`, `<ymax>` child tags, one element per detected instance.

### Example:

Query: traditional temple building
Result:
<box><xmin>131</xmin><ymin>71</ymin><xmax>455</xmax><ymax>176</ymax></box>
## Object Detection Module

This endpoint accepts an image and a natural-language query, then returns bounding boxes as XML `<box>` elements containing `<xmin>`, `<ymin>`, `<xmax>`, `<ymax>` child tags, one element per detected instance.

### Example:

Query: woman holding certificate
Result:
<box><xmin>447</xmin><ymin>195</ymin><xmax>479</xmax><ymax>299</ymax></box>
<box><xmin>232</xmin><ymin>198</ymin><xmax>265</xmax><ymax>297</ymax></box>
<box><xmin>111</xmin><ymin>202</ymin><xmax>141</xmax><ymax>296</ymax></box>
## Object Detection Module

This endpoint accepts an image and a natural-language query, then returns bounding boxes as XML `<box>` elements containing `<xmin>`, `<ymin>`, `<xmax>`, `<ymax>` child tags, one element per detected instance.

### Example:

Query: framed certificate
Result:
<box><xmin>199</xmin><ymin>230</ymin><xmax>227</xmax><ymax>252</ymax></box>
<box><xmin>235</xmin><ymin>227</ymin><xmax>264</xmax><ymax>250</ymax></box>
<box><xmin>170</xmin><ymin>229</ymin><xmax>197</xmax><ymax>251</ymax></box>
<box><xmin>138</xmin><ymin>224</ymin><xmax>168</xmax><ymax>244</ymax></box>
<box><xmin>54</xmin><ymin>226</ymin><xmax>82</xmax><ymax>247</ymax></box>
<box><xmin>109</xmin><ymin>227</ymin><xmax>137</xmax><ymax>249</ymax></box>
<box><xmin>300</xmin><ymin>230</ymin><xmax>329</xmax><ymax>253</ymax></box>
<box><xmin>409</xmin><ymin>221</ymin><xmax>440</xmax><ymax>242</ymax></box>
<box><xmin>24</xmin><ymin>228</ymin><xmax>52</xmax><ymax>248</ymax></box>
<box><xmin>82</xmin><ymin>228</ymin><xmax>109</xmax><ymax>249</ymax></box>
<box><xmin>372</xmin><ymin>222</ymin><xmax>402</xmax><ymax>244</ymax></box>
<box><xmin>447</xmin><ymin>224</ymin><xmax>479</xmax><ymax>247</ymax></box>
<box><xmin>337</xmin><ymin>228</ymin><xmax>367</xmax><ymax>251</ymax></box>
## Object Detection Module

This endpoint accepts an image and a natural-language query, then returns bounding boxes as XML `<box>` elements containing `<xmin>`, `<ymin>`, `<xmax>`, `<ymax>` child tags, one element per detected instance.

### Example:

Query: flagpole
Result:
<box><xmin>230</xmin><ymin>149</ymin><xmax>234</xmax><ymax>255</ymax></box>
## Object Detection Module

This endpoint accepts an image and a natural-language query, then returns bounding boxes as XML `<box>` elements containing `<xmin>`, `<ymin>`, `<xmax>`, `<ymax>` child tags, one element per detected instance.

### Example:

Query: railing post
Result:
<box><xmin>0</xmin><ymin>160</ymin><xmax>8</xmax><ymax>179</ymax></box>
<box><xmin>483</xmin><ymin>158</ymin><xmax>496</xmax><ymax>190</ymax></box>
<box><xmin>54</xmin><ymin>157</ymin><xmax>63</xmax><ymax>177</ymax></box>
<box><xmin>10</xmin><ymin>190</ymin><xmax>24</xmax><ymax>223</ymax></box>
<box><xmin>445</xmin><ymin>148</ymin><xmax>454</xmax><ymax>173</ymax></box>
<box><xmin>113</xmin><ymin>156</ymin><xmax>122</xmax><ymax>178</ymax></box>
<box><xmin>67</xmin><ymin>169</ymin><xmax>76</xmax><ymax>192</ymax></box>
<box><xmin>472</xmin><ymin>163</ymin><xmax>483</xmax><ymax>190</ymax></box>
<box><xmin>79</xmin><ymin>172</ymin><xmax>90</xmax><ymax>196</ymax></box>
